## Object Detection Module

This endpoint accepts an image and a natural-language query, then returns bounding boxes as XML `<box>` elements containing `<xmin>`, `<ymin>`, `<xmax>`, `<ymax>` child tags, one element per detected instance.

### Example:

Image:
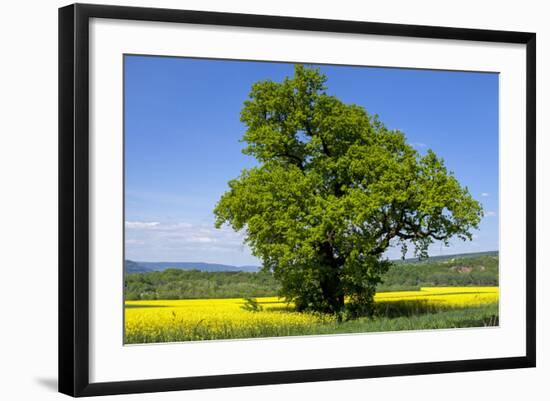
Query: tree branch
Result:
<box><xmin>278</xmin><ymin>151</ymin><xmax>305</xmax><ymax>170</ymax></box>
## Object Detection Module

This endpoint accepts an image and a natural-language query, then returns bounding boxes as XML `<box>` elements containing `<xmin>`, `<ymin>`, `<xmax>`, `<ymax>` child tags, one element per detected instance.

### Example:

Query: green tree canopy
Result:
<box><xmin>214</xmin><ymin>65</ymin><xmax>483</xmax><ymax>317</ymax></box>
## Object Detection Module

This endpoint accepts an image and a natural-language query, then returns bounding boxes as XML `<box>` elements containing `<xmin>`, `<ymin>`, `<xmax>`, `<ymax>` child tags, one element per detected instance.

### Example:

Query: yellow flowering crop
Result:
<box><xmin>375</xmin><ymin>287</ymin><xmax>499</xmax><ymax>307</ymax></box>
<box><xmin>125</xmin><ymin>297</ymin><xmax>335</xmax><ymax>343</ymax></box>
<box><xmin>125</xmin><ymin>287</ymin><xmax>498</xmax><ymax>344</ymax></box>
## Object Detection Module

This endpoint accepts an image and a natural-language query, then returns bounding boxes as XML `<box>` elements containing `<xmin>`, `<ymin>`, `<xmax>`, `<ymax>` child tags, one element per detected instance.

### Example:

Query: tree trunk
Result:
<box><xmin>319</xmin><ymin>242</ymin><xmax>344</xmax><ymax>314</ymax></box>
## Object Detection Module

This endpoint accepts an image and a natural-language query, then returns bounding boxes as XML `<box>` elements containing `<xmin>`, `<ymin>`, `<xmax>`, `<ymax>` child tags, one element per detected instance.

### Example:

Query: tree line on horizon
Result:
<box><xmin>124</xmin><ymin>254</ymin><xmax>498</xmax><ymax>301</ymax></box>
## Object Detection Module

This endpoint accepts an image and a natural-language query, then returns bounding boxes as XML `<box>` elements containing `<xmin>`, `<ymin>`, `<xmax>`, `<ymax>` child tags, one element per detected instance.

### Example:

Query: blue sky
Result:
<box><xmin>124</xmin><ymin>55</ymin><xmax>499</xmax><ymax>264</ymax></box>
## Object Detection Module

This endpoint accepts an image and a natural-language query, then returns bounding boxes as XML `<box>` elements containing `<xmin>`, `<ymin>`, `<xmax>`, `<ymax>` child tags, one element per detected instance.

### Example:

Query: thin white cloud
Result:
<box><xmin>486</xmin><ymin>211</ymin><xmax>497</xmax><ymax>217</ymax></box>
<box><xmin>125</xmin><ymin>239</ymin><xmax>145</xmax><ymax>245</ymax></box>
<box><xmin>125</xmin><ymin>221</ymin><xmax>160</xmax><ymax>229</ymax></box>
<box><xmin>188</xmin><ymin>236</ymin><xmax>215</xmax><ymax>243</ymax></box>
<box><xmin>124</xmin><ymin>220</ymin><xmax>257</xmax><ymax>264</ymax></box>
<box><xmin>411</xmin><ymin>142</ymin><xmax>427</xmax><ymax>148</ymax></box>
<box><xmin>481</xmin><ymin>192</ymin><xmax>490</xmax><ymax>197</ymax></box>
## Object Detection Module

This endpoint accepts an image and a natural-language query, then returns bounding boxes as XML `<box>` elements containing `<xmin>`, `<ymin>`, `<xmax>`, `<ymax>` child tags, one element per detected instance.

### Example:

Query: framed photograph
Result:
<box><xmin>58</xmin><ymin>3</ymin><xmax>536</xmax><ymax>397</ymax></box>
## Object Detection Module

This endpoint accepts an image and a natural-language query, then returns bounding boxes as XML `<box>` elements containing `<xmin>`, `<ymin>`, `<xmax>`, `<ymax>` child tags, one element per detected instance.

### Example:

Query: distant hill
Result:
<box><xmin>124</xmin><ymin>260</ymin><xmax>260</xmax><ymax>274</ymax></box>
<box><xmin>393</xmin><ymin>250</ymin><xmax>498</xmax><ymax>264</ymax></box>
<box><xmin>124</xmin><ymin>260</ymin><xmax>152</xmax><ymax>274</ymax></box>
<box><xmin>125</xmin><ymin>251</ymin><xmax>498</xmax><ymax>274</ymax></box>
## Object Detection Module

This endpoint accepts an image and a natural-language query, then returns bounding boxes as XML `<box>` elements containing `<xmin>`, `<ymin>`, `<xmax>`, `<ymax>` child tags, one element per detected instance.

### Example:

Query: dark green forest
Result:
<box><xmin>381</xmin><ymin>252</ymin><xmax>498</xmax><ymax>290</ymax></box>
<box><xmin>124</xmin><ymin>269</ymin><xmax>279</xmax><ymax>300</ymax></box>
<box><xmin>124</xmin><ymin>252</ymin><xmax>498</xmax><ymax>300</ymax></box>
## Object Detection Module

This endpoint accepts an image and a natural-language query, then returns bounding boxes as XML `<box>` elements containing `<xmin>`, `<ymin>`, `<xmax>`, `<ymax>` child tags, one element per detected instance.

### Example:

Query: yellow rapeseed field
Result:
<box><xmin>375</xmin><ymin>286</ymin><xmax>498</xmax><ymax>306</ymax></box>
<box><xmin>125</xmin><ymin>297</ymin><xmax>333</xmax><ymax>343</ymax></box>
<box><xmin>125</xmin><ymin>287</ymin><xmax>498</xmax><ymax>343</ymax></box>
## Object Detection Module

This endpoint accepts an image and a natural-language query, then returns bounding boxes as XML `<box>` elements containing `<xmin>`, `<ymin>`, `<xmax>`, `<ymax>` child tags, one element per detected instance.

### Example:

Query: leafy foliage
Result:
<box><xmin>240</xmin><ymin>297</ymin><xmax>264</xmax><ymax>312</ymax></box>
<box><xmin>214</xmin><ymin>64</ymin><xmax>483</xmax><ymax>316</ymax></box>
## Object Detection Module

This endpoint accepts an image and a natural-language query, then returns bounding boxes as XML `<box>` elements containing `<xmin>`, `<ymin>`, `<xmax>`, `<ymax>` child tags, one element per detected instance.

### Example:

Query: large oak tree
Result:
<box><xmin>214</xmin><ymin>65</ymin><xmax>482</xmax><ymax>317</ymax></box>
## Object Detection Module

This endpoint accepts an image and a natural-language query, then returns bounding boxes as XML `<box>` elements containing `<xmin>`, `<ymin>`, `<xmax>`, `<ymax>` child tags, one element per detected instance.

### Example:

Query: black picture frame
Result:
<box><xmin>59</xmin><ymin>3</ymin><xmax>536</xmax><ymax>397</ymax></box>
